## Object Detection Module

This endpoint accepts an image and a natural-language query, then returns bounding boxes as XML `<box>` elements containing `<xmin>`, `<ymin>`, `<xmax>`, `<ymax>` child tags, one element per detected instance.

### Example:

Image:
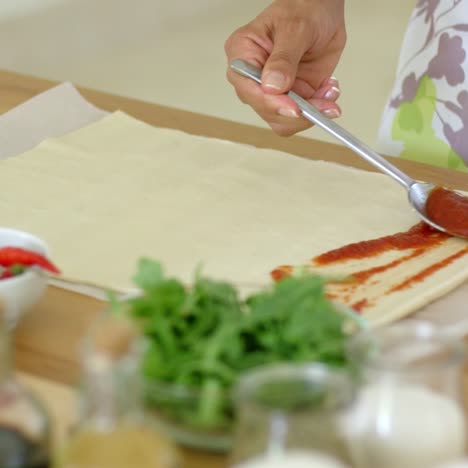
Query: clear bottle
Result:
<box><xmin>229</xmin><ymin>363</ymin><xmax>357</xmax><ymax>467</ymax></box>
<box><xmin>57</xmin><ymin>314</ymin><xmax>179</xmax><ymax>468</ymax></box>
<box><xmin>345</xmin><ymin>320</ymin><xmax>468</xmax><ymax>468</ymax></box>
<box><xmin>0</xmin><ymin>325</ymin><xmax>51</xmax><ymax>468</ymax></box>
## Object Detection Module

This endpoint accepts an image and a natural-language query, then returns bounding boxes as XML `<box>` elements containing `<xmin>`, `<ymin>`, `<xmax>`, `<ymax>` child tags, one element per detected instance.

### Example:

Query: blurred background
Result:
<box><xmin>0</xmin><ymin>0</ymin><xmax>413</xmax><ymax>146</ymax></box>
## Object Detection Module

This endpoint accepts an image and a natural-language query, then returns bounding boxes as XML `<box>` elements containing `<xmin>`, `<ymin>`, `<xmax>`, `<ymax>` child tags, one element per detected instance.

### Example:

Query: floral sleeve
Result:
<box><xmin>377</xmin><ymin>0</ymin><xmax>468</xmax><ymax>172</ymax></box>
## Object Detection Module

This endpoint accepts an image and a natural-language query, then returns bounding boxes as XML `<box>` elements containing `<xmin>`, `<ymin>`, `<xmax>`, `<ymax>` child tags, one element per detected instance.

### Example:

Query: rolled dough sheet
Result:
<box><xmin>0</xmin><ymin>111</ymin><xmax>467</xmax><ymax>325</ymax></box>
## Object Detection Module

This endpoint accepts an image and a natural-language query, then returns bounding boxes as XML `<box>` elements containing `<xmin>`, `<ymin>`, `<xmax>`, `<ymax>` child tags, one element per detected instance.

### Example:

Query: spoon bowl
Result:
<box><xmin>408</xmin><ymin>182</ymin><xmax>437</xmax><ymax>228</ymax></box>
<box><xmin>230</xmin><ymin>59</ymin><xmax>468</xmax><ymax>239</ymax></box>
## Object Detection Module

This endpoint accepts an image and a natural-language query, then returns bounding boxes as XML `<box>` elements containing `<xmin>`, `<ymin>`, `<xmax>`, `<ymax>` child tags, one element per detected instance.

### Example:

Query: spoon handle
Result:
<box><xmin>230</xmin><ymin>59</ymin><xmax>415</xmax><ymax>190</ymax></box>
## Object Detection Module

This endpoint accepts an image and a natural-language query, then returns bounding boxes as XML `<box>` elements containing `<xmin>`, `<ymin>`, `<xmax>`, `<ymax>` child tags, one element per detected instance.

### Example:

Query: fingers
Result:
<box><xmin>312</xmin><ymin>77</ymin><xmax>341</xmax><ymax>101</ymax></box>
<box><xmin>268</xmin><ymin>96</ymin><xmax>342</xmax><ymax>137</ymax></box>
<box><xmin>261</xmin><ymin>20</ymin><xmax>311</xmax><ymax>94</ymax></box>
<box><xmin>292</xmin><ymin>76</ymin><xmax>340</xmax><ymax>100</ymax></box>
<box><xmin>224</xmin><ymin>14</ymin><xmax>343</xmax><ymax>137</ymax></box>
<box><xmin>224</xmin><ymin>24</ymin><xmax>270</xmax><ymax>71</ymax></box>
<box><xmin>228</xmin><ymin>72</ymin><xmax>342</xmax><ymax>137</ymax></box>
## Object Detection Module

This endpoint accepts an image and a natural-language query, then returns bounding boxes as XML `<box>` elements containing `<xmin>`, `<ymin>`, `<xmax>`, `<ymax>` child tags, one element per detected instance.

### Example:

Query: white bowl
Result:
<box><xmin>0</xmin><ymin>228</ymin><xmax>50</xmax><ymax>325</ymax></box>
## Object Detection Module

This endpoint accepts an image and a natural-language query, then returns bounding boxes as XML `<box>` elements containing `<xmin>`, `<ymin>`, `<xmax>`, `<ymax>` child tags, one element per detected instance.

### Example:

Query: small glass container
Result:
<box><xmin>229</xmin><ymin>363</ymin><xmax>358</xmax><ymax>467</ymax></box>
<box><xmin>145</xmin><ymin>378</ymin><xmax>232</xmax><ymax>452</ymax></box>
<box><xmin>0</xmin><ymin>325</ymin><xmax>51</xmax><ymax>467</ymax></box>
<box><xmin>57</xmin><ymin>313</ymin><xmax>180</xmax><ymax>468</ymax></box>
<box><xmin>345</xmin><ymin>320</ymin><xmax>468</xmax><ymax>468</ymax></box>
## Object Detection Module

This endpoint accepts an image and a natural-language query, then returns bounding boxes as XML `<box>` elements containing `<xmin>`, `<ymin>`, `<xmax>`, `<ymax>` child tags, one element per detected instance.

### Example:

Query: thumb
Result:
<box><xmin>261</xmin><ymin>27</ymin><xmax>308</xmax><ymax>94</ymax></box>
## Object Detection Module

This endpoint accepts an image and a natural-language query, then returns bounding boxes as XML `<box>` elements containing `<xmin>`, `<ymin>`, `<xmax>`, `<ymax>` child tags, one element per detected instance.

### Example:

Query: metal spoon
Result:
<box><xmin>230</xmin><ymin>59</ymin><xmax>455</xmax><ymax>237</ymax></box>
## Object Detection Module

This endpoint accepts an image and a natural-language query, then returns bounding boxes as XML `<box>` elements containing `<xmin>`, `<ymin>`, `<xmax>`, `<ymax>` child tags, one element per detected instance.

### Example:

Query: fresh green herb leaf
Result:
<box><xmin>110</xmin><ymin>259</ymin><xmax>358</xmax><ymax>430</ymax></box>
<box><xmin>10</xmin><ymin>264</ymin><xmax>26</xmax><ymax>276</ymax></box>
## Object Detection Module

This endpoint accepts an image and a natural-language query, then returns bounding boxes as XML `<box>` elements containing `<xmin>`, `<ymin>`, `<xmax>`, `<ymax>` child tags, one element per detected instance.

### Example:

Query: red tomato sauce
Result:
<box><xmin>352</xmin><ymin>299</ymin><xmax>369</xmax><ymax>313</ymax></box>
<box><xmin>314</xmin><ymin>222</ymin><xmax>447</xmax><ymax>265</ymax></box>
<box><xmin>426</xmin><ymin>187</ymin><xmax>468</xmax><ymax>238</ymax></box>
<box><xmin>271</xmin><ymin>265</ymin><xmax>293</xmax><ymax>281</ymax></box>
<box><xmin>388</xmin><ymin>248</ymin><xmax>468</xmax><ymax>293</ymax></box>
<box><xmin>349</xmin><ymin>249</ymin><xmax>426</xmax><ymax>282</ymax></box>
<box><xmin>270</xmin><ymin>221</ymin><xmax>468</xmax><ymax>314</ymax></box>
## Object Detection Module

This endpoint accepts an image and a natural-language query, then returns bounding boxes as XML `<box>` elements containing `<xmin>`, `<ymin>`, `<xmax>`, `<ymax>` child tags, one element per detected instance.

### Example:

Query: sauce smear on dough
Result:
<box><xmin>271</xmin><ymin>222</ymin><xmax>468</xmax><ymax>313</ymax></box>
<box><xmin>425</xmin><ymin>187</ymin><xmax>468</xmax><ymax>238</ymax></box>
<box><xmin>314</xmin><ymin>222</ymin><xmax>447</xmax><ymax>265</ymax></box>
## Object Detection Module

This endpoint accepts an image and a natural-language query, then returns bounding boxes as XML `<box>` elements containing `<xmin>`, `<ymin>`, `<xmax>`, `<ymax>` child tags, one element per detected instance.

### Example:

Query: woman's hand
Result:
<box><xmin>225</xmin><ymin>0</ymin><xmax>346</xmax><ymax>136</ymax></box>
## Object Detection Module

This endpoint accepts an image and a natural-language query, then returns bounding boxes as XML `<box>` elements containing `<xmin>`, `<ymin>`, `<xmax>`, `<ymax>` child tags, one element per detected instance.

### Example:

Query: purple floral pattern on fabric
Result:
<box><xmin>427</xmin><ymin>33</ymin><xmax>466</xmax><ymax>85</ymax></box>
<box><xmin>380</xmin><ymin>0</ymin><xmax>468</xmax><ymax>171</ymax></box>
<box><xmin>415</xmin><ymin>0</ymin><xmax>441</xmax><ymax>23</ymax></box>
<box><xmin>442</xmin><ymin>90</ymin><xmax>468</xmax><ymax>162</ymax></box>
<box><xmin>390</xmin><ymin>73</ymin><xmax>421</xmax><ymax>108</ymax></box>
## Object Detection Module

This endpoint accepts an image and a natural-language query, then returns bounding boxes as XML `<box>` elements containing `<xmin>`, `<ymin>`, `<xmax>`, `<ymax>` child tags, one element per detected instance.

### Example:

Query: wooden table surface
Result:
<box><xmin>2</xmin><ymin>68</ymin><xmax>468</xmax><ymax>467</ymax></box>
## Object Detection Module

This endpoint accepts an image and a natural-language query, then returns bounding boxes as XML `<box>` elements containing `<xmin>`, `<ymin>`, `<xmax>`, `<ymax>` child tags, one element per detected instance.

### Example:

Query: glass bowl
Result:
<box><xmin>143</xmin><ymin>303</ymin><xmax>367</xmax><ymax>452</ymax></box>
<box><xmin>145</xmin><ymin>379</ymin><xmax>233</xmax><ymax>452</ymax></box>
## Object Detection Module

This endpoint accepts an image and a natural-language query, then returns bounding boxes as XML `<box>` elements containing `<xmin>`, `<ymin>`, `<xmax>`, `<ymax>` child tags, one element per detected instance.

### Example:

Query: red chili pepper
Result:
<box><xmin>0</xmin><ymin>265</ymin><xmax>28</xmax><ymax>280</ymax></box>
<box><xmin>0</xmin><ymin>269</ymin><xmax>12</xmax><ymax>280</ymax></box>
<box><xmin>0</xmin><ymin>247</ymin><xmax>60</xmax><ymax>274</ymax></box>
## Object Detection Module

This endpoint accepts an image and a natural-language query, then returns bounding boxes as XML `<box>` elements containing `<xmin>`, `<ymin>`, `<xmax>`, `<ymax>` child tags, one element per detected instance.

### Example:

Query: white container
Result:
<box><xmin>233</xmin><ymin>450</ymin><xmax>349</xmax><ymax>468</ymax></box>
<box><xmin>436</xmin><ymin>462</ymin><xmax>468</xmax><ymax>468</ymax></box>
<box><xmin>346</xmin><ymin>322</ymin><xmax>467</xmax><ymax>468</ymax></box>
<box><xmin>344</xmin><ymin>383</ymin><xmax>466</xmax><ymax>468</ymax></box>
<box><xmin>0</xmin><ymin>227</ymin><xmax>50</xmax><ymax>326</ymax></box>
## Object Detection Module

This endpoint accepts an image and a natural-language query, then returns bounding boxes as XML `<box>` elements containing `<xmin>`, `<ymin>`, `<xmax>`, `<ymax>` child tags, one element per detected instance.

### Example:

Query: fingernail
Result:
<box><xmin>323</xmin><ymin>108</ymin><xmax>341</xmax><ymax>119</ymax></box>
<box><xmin>278</xmin><ymin>107</ymin><xmax>300</xmax><ymax>118</ymax></box>
<box><xmin>264</xmin><ymin>71</ymin><xmax>286</xmax><ymax>90</ymax></box>
<box><xmin>324</xmin><ymin>86</ymin><xmax>341</xmax><ymax>101</ymax></box>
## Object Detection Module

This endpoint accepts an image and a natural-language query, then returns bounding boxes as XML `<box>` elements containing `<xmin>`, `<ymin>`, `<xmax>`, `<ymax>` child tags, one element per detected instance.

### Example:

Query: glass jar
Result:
<box><xmin>229</xmin><ymin>363</ymin><xmax>358</xmax><ymax>467</ymax></box>
<box><xmin>0</xmin><ymin>325</ymin><xmax>51</xmax><ymax>467</ymax></box>
<box><xmin>345</xmin><ymin>320</ymin><xmax>468</xmax><ymax>468</ymax></box>
<box><xmin>57</xmin><ymin>313</ymin><xmax>179</xmax><ymax>468</ymax></box>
